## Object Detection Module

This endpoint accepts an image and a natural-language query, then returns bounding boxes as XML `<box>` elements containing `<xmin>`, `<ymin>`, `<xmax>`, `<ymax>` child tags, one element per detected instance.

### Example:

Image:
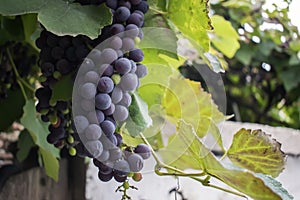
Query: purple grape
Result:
<box><xmin>127</xmin><ymin>13</ymin><xmax>144</xmax><ymax>27</ymax></box>
<box><xmin>122</xmin><ymin>37</ymin><xmax>135</xmax><ymax>51</ymax></box>
<box><xmin>129</xmin><ymin>0</ymin><xmax>141</xmax><ymax>6</ymax></box>
<box><xmin>85</xmin><ymin>140</ymin><xmax>103</xmax><ymax>158</ymax></box>
<box><xmin>95</xmin><ymin>93</ymin><xmax>111</xmax><ymax>110</ymax></box>
<box><xmin>134</xmin><ymin>1</ymin><xmax>149</xmax><ymax>13</ymax></box>
<box><xmin>100</xmin><ymin>120</ymin><xmax>116</xmax><ymax>136</ymax></box>
<box><xmin>84</xmin><ymin>71</ymin><xmax>99</xmax><ymax>84</ymax></box>
<box><xmin>114</xmin><ymin>6</ymin><xmax>131</xmax><ymax>23</ymax></box>
<box><xmin>113</xmin><ymin>173</ymin><xmax>127</xmax><ymax>182</ymax></box>
<box><xmin>119</xmin><ymin>92</ymin><xmax>132</xmax><ymax>107</ymax></box>
<box><xmin>85</xmin><ymin>124</ymin><xmax>102</xmax><ymax>140</ymax></box>
<box><xmin>134</xmin><ymin>144</ymin><xmax>151</xmax><ymax>159</ymax></box>
<box><xmin>113</xmin><ymin>105</ymin><xmax>129</xmax><ymax>122</ymax></box>
<box><xmin>97</xmin><ymin>77</ymin><xmax>114</xmax><ymax>93</ymax></box>
<box><xmin>113</xmin><ymin>160</ymin><xmax>130</xmax><ymax>175</ymax></box>
<box><xmin>103</xmin><ymin>103</ymin><xmax>115</xmax><ymax>115</ymax></box>
<box><xmin>106</xmin><ymin>0</ymin><xmax>118</xmax><ymax>9</ymax></box>
<box><xmin>125</xmin><ymin>24</ymin><xmax>140</xmax><ymax>38</ymax></box>
<box><xmin>110</xmin><ymin>36</ymin><xmax>123</xmax><ymax>50</ymax></box>
<box><xmin>127</xmin><ymin>153</ymin><xmax>144</xmax><ymax>172</ymax></box>
<box><xmin>100</xmin><ymin>48</ymin><xmax>118</xmax><ymax>64</ymax></box>
<box><xmin>114</xmin><ymin>58</ymin><xmax>131</xmax><ymax>75</ymax></box>
<box><xmin>109</xmin><ymin>148</ymin><xmax>123</xmax><ymax>161</ymax></box>
<box><xmin>136</xmin><ymin>64</ymin><xmax>148</xmax><ymax>78</ymax></box>
<box><xmin>129</xmin><ymin>49</ymin><xmax>144</xmax><ymax>62</ymax></box>
<box><xmin>120</xmin><ymin>73</ymin><xmax>138</xmax><ymax>91</ymax></box>
<box><xmin>74</xmin><ymin>115</ymin><xmax>89</xmax><ymax>133</ymax></box>
<box><xmin>81</xmin><ymin>99</ymin><xmax>94</xmax><ymax>112</ymax></box>
<box><xmin>98</xmin><ymin>171</ymin><xmax>113</xmax><ymax>182</ymax></box>
<box><xmin>80</xmin><ymin>82</ymin><xmax>97</xmax><ymax>100</ymax></box>
<box><xmin>96</xmin><ymin>109</ymin><xmax>105</xmax><ymax>124</ymax></box>
<box><xmin>99</xmin><ymin>64</ymin><xmax>114</xmax><ymax>77</ymax></box>
<box><xmin>111</xmin><ymin>86</ymin><xmax>123</xmax><ymax>104</ymax></box>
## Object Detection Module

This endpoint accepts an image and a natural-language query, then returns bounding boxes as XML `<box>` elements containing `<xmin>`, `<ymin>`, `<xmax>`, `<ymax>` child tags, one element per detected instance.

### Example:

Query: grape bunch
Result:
<box><xmin>72</xmin><ymin>0</ymin><xmax>150</xmax><ymax>183</ymax></box>
<box><xmin>35</xmin><ymin>30</ymin><xmax>91</xmax><ymax>150</ymax></box>
<box><xmin>0</xmin><ymin>42</ymin><xmax>37</xmax><ymax>99</ymax></box>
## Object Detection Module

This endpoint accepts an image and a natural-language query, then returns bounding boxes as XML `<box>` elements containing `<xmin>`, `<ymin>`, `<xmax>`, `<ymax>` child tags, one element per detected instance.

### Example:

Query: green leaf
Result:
<box><xmin>38</xmin><ymin>2</ymin><xmax>112</xmax><ymax>38</ymax></box>
<box><xmin>278</xmin><ymin>66</ymin><xmax>300</xmax><ymax>92</ymax></box>
<box><xmin>20</xmin><ymin>100</ymin><xmax>60</xmax><ymax>180</ymax></box>
<box><xmin>290</xmin><ymin>40</ymin><xmax>300</xmax><ymax>51</ymax></box>
<box><xmin>255</xmin><ymin>173</ymin><xmax>294</xmax><ymax>200</ymax></box>
<box><xmin>17</xmin><ymin>130</ymin><xmax>35</xmax><ymax>162</ymax></box>
<box><xmin>0</xmin><ymin>89</ymin><xmax>25</xmax><ymax>131</ymax></box>
<box><xmin>227</xmin><ymin>129</ymin><xmax>286</xmax><ymax>178</ymax></box>
<box><xmin>0</xmin><ymin>0</ymin><xmax>112</xmax><ymax>39</ymax></box>
<box><xmin>159</xmin><ymin>121</ymin><xmax>290</xmax><ymax>200</ymax></box>
<box><xmin>211</xmin><ymin>15</ymin><xmax>240</xmax><ymax>58</ymax></box>
<box><xmin>21</xmin><ymin>14</ymin><xmax>38</xmax><ymax>47</ymax></box>
<box><xmin>125</xmin><ymin>92</ymin><xmax>152</xmax><ymax>137</ymax></box>
<box><xmin>162</xmin><ymin>78</ymin><xmax>226</xmax><ymax>138</ymax></box>
<box><xmin>0</xmin><ymin>16</ymin><xmax>25</xmax><ymax>45</ymax></box>
<box><xmin>167</xmin><ymin>0</ymin><xmax>212</xmax><ymax>51</ymax></box>
<box><xmin>39</xmin><ymin>148</ymin><xmax>59</xmax><ymax>181</ymax></box>
<box><xmin>51</xmin><ymin>74</ymin><xmax>73</xmax><ymax>102</ymax></box>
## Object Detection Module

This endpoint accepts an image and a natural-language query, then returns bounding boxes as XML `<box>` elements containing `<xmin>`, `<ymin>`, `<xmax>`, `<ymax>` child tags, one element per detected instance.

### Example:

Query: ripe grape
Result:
<box><xmin>95</xmin><ymin>93</ymin><xmax>112</xmax><ymax>110</ymax></box>
<box><xmin>129</xmin><ymin>49</ymin><xmax>144</xmax><ymax>62</ymax></box>
<box><xmin>114</xmin><ymin>160</ymin><xmax>130</xmax><ymax>175</ymax></box>
<box><xmin>134</xmin><ymin>144</ymin><xmax>151</xmax><ymax>159</ymax></box>
<box><xmin>135</xmin><ymin>64</ymin><xmax>148</xmax><ymax>78</ymax></box>
<box><xmin>120</xmin><ymin>73</ymin><xmax>138</xmax><ymax>91</ymax></box>
<box><xmin>74</xmin><ymin>115</ymin><xmax>89</xmax><ymax>133</ymax></box>
<box><xmin>115</xmin><ymin>57</ymin><xmax>132</xmax><ymax>75</ymax></box>
<box><xmin>127</xmin><ymin>13</ymin><xmax>144</xmax><ymax>27</ymax></box>
<box><xmin>114</xmin><ymin>6</ymin><xmax>131</xmax><ymax>23</ymax></box>
<box><xmin>97</xmin><ymin>76</ymin><xmax>114</xmax><ymax>93</ymax></box>
<box><xmin>127</xmin><ymin>153</ymin><xmax>144</xmax><ymax>172</ymax></box>
<box><xmin>100</xmin><ymin>48</ymin><xmax>118</xmax><ymax>64</ymax></box>
<box><xmin>111</xmin><ymin>86</ymin><xmax>123</xmax><ymax>104</ymax></box>
<box><xmin>100</xmin><ymin>120</ymin><xmax>116</xmax><ymax>136</ymax></box>
<box><xmin>113</xmin><ymin>105</ymin><xmax>129</xmax><ymax>122</ymax></box>
<box><xmin>96</xmin><ymin>109</ymin><xmax>105</xmax><ymax>124</ymax></box>
<box><xmin>80</xmin><ymin>82</ymin><xmax>97</xmax><ymax>100</ymax></box>
<box><xmin>119</xmin><ymin>92</ymin><xmax>132</xmax><ymax>107</ymax></box>
<box><xmin>85</xmin><ymin>140</ymin><xmax>103</xmax><ymax>158</ymax></box>
<box><xmin>85</xmin><ymin>124</ymin><xmax>102</xmax><ymax>140</ymax></box>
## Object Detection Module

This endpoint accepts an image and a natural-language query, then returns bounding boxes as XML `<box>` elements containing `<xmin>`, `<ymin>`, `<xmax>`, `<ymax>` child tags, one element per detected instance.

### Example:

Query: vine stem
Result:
<box><xmin>139</xmin><ymin>133</ymin><xmax>247</xmax><ymax>199</ymax></box>
<box><xmin>149</xmin><ymin>6</ymin><xmax>167</xmax><ymax>15</ymax></box>
<box><xmin>6</xmin><ymin>48</ymin><xmax>28</xmax><ymax>101</ymax></box>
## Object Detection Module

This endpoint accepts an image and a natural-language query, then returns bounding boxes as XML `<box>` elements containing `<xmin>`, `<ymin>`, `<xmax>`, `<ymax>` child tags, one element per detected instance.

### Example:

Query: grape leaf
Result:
<box><xmin>0</xmin><ymin>89</ymin><xmax>25</xmax><ymax>131</ymax></box>
<box><xmin>125</xmin><ymin>92</ymin><xmax>152</xmax><ymax>137</ymax></box>
<box><xmin>17</xmin><ymin>130</ymin><xmax>35</xmax><ymax>162</ymax></box>
<box><xmin>0</xmin><ymin>0</ymin><xmax>112</xmax><ymax>39</ymax></box>
<box><xmin>167</xmin><ymin>0</ymin><xmax>212</xmax><ymax>51</ymax></box>
<box><xmin>20</xmin><ymin>99</ymin><xmax>60</xmax><ymax>181</ymax></box>
<box><xmin>51</xmin><ymin>74</ymin><xmax>73</xmax><ymax>102</ymax></box>
<box><xmin>227</xmin><ymin>129</ymin><xmax>286</xmax><ymax>178</ymax></box>
<box><xmin>211</xmin><ymin>15</ymin><xmax>240</xmax><ymax>58</ymax></box>
<box><xmin>162</xmin><ymin>78</ymin><xmax>226</xmax><ymax>140</ymax></box>
<box><xmin>159</xmin><ymin>121</ymin><xmax>292</xmax><ymax>200</ymax></box>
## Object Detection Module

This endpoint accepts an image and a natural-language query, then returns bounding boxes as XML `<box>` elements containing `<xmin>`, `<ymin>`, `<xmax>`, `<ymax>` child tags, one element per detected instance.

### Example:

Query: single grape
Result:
<box><xmin>101</xmin><ymin>64</ymin><xmax>114</xmax><ymax>76</ymax></box>
<box><xmin>127</xmin><ymin>153</ymin><xmax>144</xmax><ymax>172</ymax></box>
<box><xmin>120</xmin><ymin>73</ymin><xmax>138</xmax><ymax>91</ymax></box>
<box><xmin>94</xmin><ymin>159</ymin><xmax>113</xmax><ymax>174</ymax></box>
<box><xmin>113</xmin><ymin>105</ymin><xmax>129</xmax><ymax>122</ymax></box>
<box><xmin>114</xmin><ymin>133</ymin><xmax>123</xmax><ymax>147</ymax></box>
<box><xmin>101</xmin><ymin>134</ymin><xmax>118</xmax><ymax>149</ymax></box>
<box><xmin>56</xmin><ymin>59</ymin><xmax>71</xmax><ymax>75</ymax></box>
<box><xmin>110</xmin><ymin>36</ymin><xmax>123</xmax><ymax>50</ymax></box>
<box><xmin>135</xmin><ymin>64</ymin><xmax>148</xmax><ymax>78</ymax></box>
<box><xmin>125</xmin><ymin>24</ymin><xmax>140</xmax><ymax>38</ymax></box>
<box><xmin>97</xmin><ymin>76</ymin><xmax>114</xmax><ymax>93</ymax></box>
<box><xmin>113</xmin><ymin>173</ymin><xmax>127</xmax><ymax>183</ymax></box>
<box><xmin>100</xmin><ymin>48</ymin><xmax>118</xmax><ymax>64</ymax></box>
<box><xmin>88</xmin><ymin>49</ymin><xmax>102</xmax><ymax>64</ymax></box>
<box><xmin>129</xmin><ymin>49</ymin><xmax>144</xmax><ymax>62</ymax></box>
<box><xmin>103</xmin><ymin>103</ymin><xmax>115</xmax><ymax>116</ymax></box>
<box><xmin>118</xmin><ymin>0</ymin><xmax>131</xmax><ymax>9</ymax></box>
<box><xmin>85</xmin><ymin>124</ymin><xmax>102</xmax><ymax>140</ymax></box>
<box><xmin>41</xmin><ymin>62</ymin><xmax>55</xmax><ymax>77</ymax></box>
<box><xmin>118</xmin><ymin>92</ymin><xmax>132</xmax><ymax>107</ymax></box>
<box><xmin>110</xmin><ymin>24</ymin><xmax>125</xmax><ymax>35</ymax></box>
<box><xmin>132</xmin><ymin>172</ymin><xmax>143</xmax><ymax>182</ymax></box>
<box><xmin>98</xmin><ymin>171</ymin><xmax>113</xmax><ymax>182</ymax></box>
<box><xmin>111</xmin><ymin>86</ymin><xmax>123</xmax><ymax>104</ymax></box>
<box><xmin>80</xmin><ymin>82</ymin><xmax>97</xmax><ymax>100</ymax></box>
<box><xmin>51</xmin><ymin>46</ymin><xmax>64</xmax><ymax>60</ymax></box>
<box><xmin>134</xmin><ymin>144</ymin><xmax>151</xmax><ymax>159</ymax></box>
<box><xmin>85</xmin><ymin>140</ymin><xmax>103</xmax><ymax>158</ymax></box>
<box><xmin>114</xmin><ymin>6</ymin><xmax>131</xmax><ymax>23</ymax></box>
<box><xmin>96</xmin><ymin>150</ymin><xmax>110</xmax><ymax>162</ymax></box>
<box><xmin>81</xmin><ymin>58</ymin><xmax>96</xmax><ymax>73</ymax></box>
<box><xmin>127</xmin><ymin>13</ymin><xmax>144</xmax><ymax>27</ymax></box>
<box><xmin>114</xmin><ymin>58</ymin><xmax>131</xmax><ymax>75</ymax></box>
<box><xmin>133</xmin><ymin>1</ymin><xmax>149</xmax><ymax>13</ymax></box>
<box><xmin>84</xmin><ymin>71</ymin><xmax>99</xmax><ymax>84</ymax></box>
<box><xmin>100</xmin><ymin>120</ymin><xmax>116</xmax><ymax>136</ymax></box>
<box><xmin>74</xmin><ymin>115</ymin><xmax>89</xmax><ymax>133</ymax></box>
<box><xmin>130</xmin><ymin>60</ymin><xmax>137</xmax><ymax>73</ymax></box>
<box><xmin>96</xmin><ymin>109</ymin><xmax>105</xmax><ymax>124</ymax></box>
<box><xmin>95</xmin><ymin>93</ymin><xmax>111</xmax><ymax>110</ymax></box>
<box><xmin>109</xmin><ymin>148</ymin><xmax>123</xmax><ymax>161</ymax></box>
<box><xmin>113</xmin><ymin>160</ymin><xmax>130</xmax><ymax>175</ymax></box>
<box><xmin>122</xmin><ymin>37</ymin><xmax>135</xmax><ymax>51</ymax></box>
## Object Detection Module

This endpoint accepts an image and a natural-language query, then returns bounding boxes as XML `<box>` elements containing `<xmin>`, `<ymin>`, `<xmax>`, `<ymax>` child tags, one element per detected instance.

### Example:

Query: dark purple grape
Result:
<box><xmin>109</xmin><ymin>148</ymin><xmax>123</xmax><ymax>161</ymax></box>
<box><xmin>95</xmin><ymin>93</ymin><xmax>111</xmax><ymax>110</ymax></box>
<box><xmin>114</xmin><ymin>6</ymin><xmax>131</xmax><ymax>23</ymax></box>
<box><xmin>129</xmin><ymin>49</ymin><xmax>144</xmax><ymax>62</ymax></box>
<box><xmin>127</xmin><ymin>153</ymin><xmax>144</xmax><ymax>172</ymax></box>
<box><xmin>113</xmin><ymin>173</ymin><xmax>127</xmax><ymax>182</ymax></box>
<box><xmin>113</xmin><ymin>160</ymin><xmax>130</xmax><ymax>175</ymax></box>
<box><xmin>103</xmin><ymin>103</ymin><xmax>115</xmax><ymax>115</ymax></box>
<box><xmin>125</xmin><ymin>24</ymin><xmax>140</xmax><ymax>38</ymax></box>
<box><xmin>51</xmin><ymin>46</ymin><xmax>64</xmax><ymax>60</ymax></box>
<box><xmin>110</xmin><ymin>24</ymin><xmax>125</xmax><ymax>35</ymax></box>
<box><xmin>135</xmin><ymin>64</ymin><xmax>148</xmax><ymax>78</ymax></box>
<box><xmin>114</xmin><ymin>133</ymin><xmax>123</xmax><ymax>147</ymax></box>
<box><xmin>96</xmin><ymin>109</ymin><xmax>105</xmax><ymax>124</ymax></box>
<box><xmin>114</xmin><ymin>58</ymin><xmax>131</xmax><ymax>75</ymax></box>
<box><xmin>127</xmin><ymin>13</ymin><xmax>144</xmax><ymax>27</ymax></box>
<box><xmin>133</xmin><ymin>1</ymin><xmax>149</xmax><ymax>13</ymax></box>
<box><xmin>56</xmin><ymin>59</ymin><xmax>71</xmax><ymax>74</ymax></box>
<box><xmin>118</xmin><ymin>0</ymin><xmax>131</xmax><ymax>9</ymax></box>
<box><xmin>106</xmin><ymin>0</ymin><xmax>118</xmax><ymax>9</ymax></box>
<box><xmin>41</xmin><ymin>62</ymin><xmax>55</xmax><ymax>77</ymax></box>
<box><xmin>98</xmin><ymin>171</ymin><xmax>113</xmax><ymax>182</ymax></box>
<box><xmin>100</xmin><ymin>120</ymin><xmax>116</xmax><ymax>136</ymax></box>
<box><xmin>129</xmin><ymin>0</ymin><xmax>141</xmax><ymax>6</ymax></box>
<box><xmin>134</xmin><ymin>144</ymin><xmax>151</xmax><ymax>159</ymax></box>
<box><xmin>97</xmin><ymin>77</ymin><xmax>114</xmax><ymax>93</ymax></box>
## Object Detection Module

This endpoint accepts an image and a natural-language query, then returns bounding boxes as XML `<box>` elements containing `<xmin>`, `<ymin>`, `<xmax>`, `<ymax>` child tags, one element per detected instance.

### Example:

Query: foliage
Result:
<box><xmin>209</xmin><ymin>0</ymin><xmax>300</xmax><ymax>128</ymax></box>
<box><xmin>0</xmin><ymin>0</ymin><xmax>295</xmax><ymax>199</ymax></box>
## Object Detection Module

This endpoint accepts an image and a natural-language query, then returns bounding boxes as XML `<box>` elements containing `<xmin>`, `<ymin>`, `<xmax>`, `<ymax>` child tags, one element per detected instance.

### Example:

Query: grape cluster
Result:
<box><xmin>35</xmin><ymin>30</ymin><xmax>91</xmax><ymax>150</ymax></box>
<box><xmin>0</xmin><ymin>42</ymin><xmax>37</xmax><ymax>99</ymax></box>
<box><xmin>72</xmin><ymin>0</ymin><xmax>150</xmax><ymax>183</ymax></box>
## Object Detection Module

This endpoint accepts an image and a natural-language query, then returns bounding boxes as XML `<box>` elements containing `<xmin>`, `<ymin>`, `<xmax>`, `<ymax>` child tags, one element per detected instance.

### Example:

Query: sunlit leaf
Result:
<box><xmin>227</xmin><ymin>129</ymin><xmax>286</xmax><ymax>178</ymax></box>
<box><xmin>211</xmin><ymin>15</ymin><xmax>240</xmax><ymax>58</ymax></box>
<box><xmin>167</xmin><ymin>0</ymin><xmax>212</xmax><ymax>51</ymax></box>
